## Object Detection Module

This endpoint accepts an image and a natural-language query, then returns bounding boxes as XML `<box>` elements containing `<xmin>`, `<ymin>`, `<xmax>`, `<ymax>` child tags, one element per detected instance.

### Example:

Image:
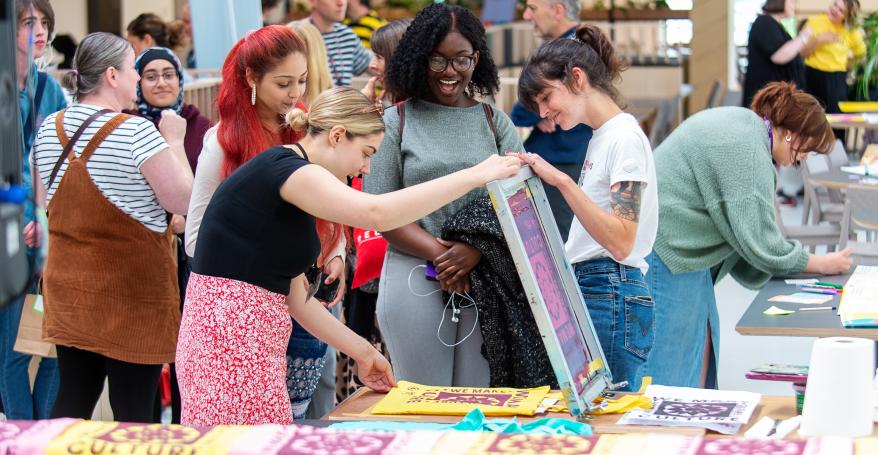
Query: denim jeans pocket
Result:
<box><xmin>624</xmin><ymin>295</ymin><xmax>655</xmax><ymax>360</ymax></box>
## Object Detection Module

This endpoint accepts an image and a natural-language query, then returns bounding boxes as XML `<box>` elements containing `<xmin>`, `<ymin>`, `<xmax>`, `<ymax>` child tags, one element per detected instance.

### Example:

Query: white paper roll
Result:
<box><xmin>800</xmin><ymin>337</ymin><xmax>875</xmax><ymax>437</ymax></box>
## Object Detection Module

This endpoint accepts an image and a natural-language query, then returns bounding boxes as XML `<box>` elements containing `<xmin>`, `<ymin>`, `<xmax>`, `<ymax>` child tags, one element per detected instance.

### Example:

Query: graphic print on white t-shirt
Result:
<box><xmin>565</xmin><ymin>113</ymin><xmax>659</xmax><ymax>274</ymax></box>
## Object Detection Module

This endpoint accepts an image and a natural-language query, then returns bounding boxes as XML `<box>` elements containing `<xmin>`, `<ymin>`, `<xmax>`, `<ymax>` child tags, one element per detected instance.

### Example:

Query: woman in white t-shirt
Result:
<box><xmin>516</xmin><ymin>24</ymin><xmax>658</xmax><ymax>391</ymax></box>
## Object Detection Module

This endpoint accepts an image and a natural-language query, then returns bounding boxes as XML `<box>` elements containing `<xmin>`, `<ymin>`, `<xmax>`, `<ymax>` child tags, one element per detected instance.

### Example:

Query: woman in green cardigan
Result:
<box><xmin>643</xmin><ymin>82</ymin><xmax>852</xmax><ymax>388</ymax></box>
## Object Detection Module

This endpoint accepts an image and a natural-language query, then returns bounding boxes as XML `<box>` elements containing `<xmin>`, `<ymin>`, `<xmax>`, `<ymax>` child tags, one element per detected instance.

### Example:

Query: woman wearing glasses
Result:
<box><xmin>364</xmin><ymin>4</ymin><xmax>525</xmax><ymax>388</ymax></box>
<box><xmin>125</xmin><ymin>47</ymin><xmax>210</xmax><ymax>174</ymax></box>
<box><xmin>175</xmin><ymin>87</ymin><xmax>523</xmax><ymax>425</ymax></box>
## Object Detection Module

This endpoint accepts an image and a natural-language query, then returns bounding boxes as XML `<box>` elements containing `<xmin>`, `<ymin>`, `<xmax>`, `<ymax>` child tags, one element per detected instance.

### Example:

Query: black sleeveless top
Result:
<box><xmin>193</xmin><ymin>146</ymin><xmax>320</xmax><ymax>295</ymax></box>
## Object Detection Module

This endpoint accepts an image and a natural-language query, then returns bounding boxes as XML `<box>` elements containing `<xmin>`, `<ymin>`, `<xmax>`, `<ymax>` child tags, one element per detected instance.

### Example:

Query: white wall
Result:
<box><xmin>121</xmin><ymin>0</ymin><xmax>176</xmax><ymax>33</ymax></box>
<box><xmin>52</xmin><ymin>0</ymin><xmax>176</xmax><ymax>41</ymax></box>
<box><xmin>52</xmin><ymin>0</ymin><xmax>87</xmax><ymax>41</ymax></box>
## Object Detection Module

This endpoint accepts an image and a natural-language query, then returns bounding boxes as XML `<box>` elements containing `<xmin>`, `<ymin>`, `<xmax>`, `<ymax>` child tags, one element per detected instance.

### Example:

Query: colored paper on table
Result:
<box><xmin>764</xmin><ymin>306</ymin><xmax>795</xmax><ymax>316</ymax></box>
<box><xmin>839</xmin><ymin>266</ymin><xmax>878</xmax><ymax>327</ymax></box>
<box><xmin>768</xmin><ymin>293</ymin><xmax>832</xmax><ymax>304</ymax></box>
<box><xmin>371</xmin><ymin>381</ymin><xmax>551</xmax><ymax>416</ymax></box>
<box><xmin>841</xmin><ymin>165</ymin><xmax>870</xmax><ymax>176</ymax></box>
<box><xmin>784</xmin><ymin>278</ymin><xmax>819</xmax><ymax>285</ymax></box>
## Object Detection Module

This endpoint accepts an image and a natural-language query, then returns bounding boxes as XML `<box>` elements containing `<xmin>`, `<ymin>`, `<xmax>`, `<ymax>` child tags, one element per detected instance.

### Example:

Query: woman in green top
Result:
<box><xmin>364</xmin><ymin>4</ymin><xmax>524</xmax><ymax>387</ymax></box>
<box><xmin>642</xmin><ymin>82</ymin><xmax>852</xmax><ymax>388</ymax></box>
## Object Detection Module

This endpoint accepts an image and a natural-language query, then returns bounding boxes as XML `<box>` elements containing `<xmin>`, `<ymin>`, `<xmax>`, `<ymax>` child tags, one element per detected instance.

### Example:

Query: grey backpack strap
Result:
<box><xmin>398</xmin><ymin>100</ymin><xmax>406</xmax><ymax>143</ymax></box>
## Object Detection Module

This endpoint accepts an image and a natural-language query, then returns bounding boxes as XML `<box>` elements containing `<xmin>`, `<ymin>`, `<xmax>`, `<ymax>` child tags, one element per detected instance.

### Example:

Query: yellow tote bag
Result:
<box><xmin>371</xmin><ymin>381</ymin><xmax>551</xmax><ymax>417</ymax></box>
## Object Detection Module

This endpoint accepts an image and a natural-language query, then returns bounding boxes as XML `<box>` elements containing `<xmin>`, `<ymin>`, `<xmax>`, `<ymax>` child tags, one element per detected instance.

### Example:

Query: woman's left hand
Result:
<box><xmin>355</xmin><ymin>348</ymin><xmax>396</xmax><ymax>392</ymax></box>
<box><xmin>322</xmin><ymin>255</ymin><xmax>346</xmax><ymax>308</ymax></box>
<box><xmin>434</xmin><ymin>239</ymin><xmax>481</xmax><ymax>282</ymax></box>
<box><xmin>512</xmin><ymin>151</ymin><xmax>573</xmax><ymax>188</ymax></box>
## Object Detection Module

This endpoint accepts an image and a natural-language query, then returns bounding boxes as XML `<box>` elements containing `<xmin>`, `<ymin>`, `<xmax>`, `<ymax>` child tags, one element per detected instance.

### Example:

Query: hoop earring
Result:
<box><xmin>251</xmin><ymin>85</ymin><xmax>256</xmax><ymax>106</ymax></box>
<box><xmin>785</xmin><ymin>134</ymin><xmax>792</xmax><ymax>142</ymax></box>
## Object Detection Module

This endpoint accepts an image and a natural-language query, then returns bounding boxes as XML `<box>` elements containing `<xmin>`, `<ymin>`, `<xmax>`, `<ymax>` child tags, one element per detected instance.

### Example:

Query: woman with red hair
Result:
<box><xmin>183</xmin><ymin>25</ymin><xmax>342</xmax><ymax>420</ymax></box>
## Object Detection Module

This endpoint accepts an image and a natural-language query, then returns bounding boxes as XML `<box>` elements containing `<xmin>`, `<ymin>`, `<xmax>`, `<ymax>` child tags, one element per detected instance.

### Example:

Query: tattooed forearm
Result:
<box><xmin>610</xmin><ymin>181</ymin><xmax>642</xmax><ymax>223</ymax></box>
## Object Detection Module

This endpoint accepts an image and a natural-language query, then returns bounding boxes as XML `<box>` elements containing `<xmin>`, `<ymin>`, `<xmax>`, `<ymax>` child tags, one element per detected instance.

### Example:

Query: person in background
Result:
<box><xmin>802</xmin><ymin>0</ymin><xmax>864</xmax><ymax>134</ymax></box>
<box><xmin>121</xmin><ymin>46</ymin><xmax>210</xmax><ymax>423</ymax></box>
<box><xmin>167</xmin><ymin>20</ymin><xmax>192</xmax><ymax>70</ymax></box>
<box><xmin>742</xmin><ymin>0</ymin><xmax>808</xmax><ymax>109</ymax></box>
<box><xmin>360</xmin><ymin>19</ymin><xmax>409</xmax><ymax>105</ymax></box>
<box><xmin>288</xmin><ymin>19</ymin><xmax>335</xmax><ymax>106</ymax></box>
<box><xmin>31</xmin><ymin>32</ymin><xmax>193</xmax><ymax>422</ymax></box>
<box><xmin>512</xmin><ymin>0</ymin><xmax>592</xmax><ymax>241</ymax></box>
<box><xmin>344</xmin><ymin>0</ymin><xmax>386</xmax><ymax>49</ymax></box>
<box><xmin>0</xmin><ymin>0</ymin><xmax>66</xmax><ymax>421</ymax></box>
<box><xmin>175</xmin><ymin>86</ymin><xmax>523</xmax><ymax>425</ymax></box>
<box><xmin>743</xmin><ymin>0</ymin><xmax>811</xmax><ymax>207</ymax></box>
<box><xmin>124</xmin><ymin>47</ymin><xmax>210</xmax><ymax>172</ymax></box>
<box><xmin>127</xmin><ymin>13</ymin><xmax>170</xmax><ymax>56</ymax></box>
<box><xmin>364</xmin><ymin>3</ymin><xmax>525</xmax><ymax>388</ymax></box>
<box><xmin>50</xmin><ymin>33</ymin><xmax>76</xmax><ymax>70</ymax></box>
<box><xmin>181</xmin><ymin>3</ymin><xmax>196</xmax><ymax>69</ymax></box>
<box><xmin>517</xmin><ymin>25</ymin><xmax>657</xmax><ymax>391</ymax></box>
<box><xmin>309</xmin><ymin>0</ymin><xmax>372</xmax><ymax>87</ymax></box>
<box><xmin>641</xmin><ymin>82</ymin><xmax>852</xmax><ymax>389</ymax></box>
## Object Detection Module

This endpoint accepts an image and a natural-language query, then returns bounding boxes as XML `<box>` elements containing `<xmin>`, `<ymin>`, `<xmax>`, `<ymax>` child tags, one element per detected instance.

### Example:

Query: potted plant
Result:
<box><xmin>855</xmin><ymin>12</ymin><xmax>878</xmax><ymax>100</ymax></box>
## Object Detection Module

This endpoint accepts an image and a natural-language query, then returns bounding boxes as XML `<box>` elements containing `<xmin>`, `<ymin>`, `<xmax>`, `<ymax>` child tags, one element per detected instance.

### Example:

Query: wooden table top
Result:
<box><xmin>322</xmin><ymin>388</ymin><xmax>878</xmax><ymax>438</ymax></box>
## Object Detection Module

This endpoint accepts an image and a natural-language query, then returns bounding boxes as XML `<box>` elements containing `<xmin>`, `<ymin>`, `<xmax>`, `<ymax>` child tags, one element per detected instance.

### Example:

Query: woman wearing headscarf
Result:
<box><xmin>124</xmin><ymin>46</ymin><xmax>210</xmax><ymax>172</ymax></box>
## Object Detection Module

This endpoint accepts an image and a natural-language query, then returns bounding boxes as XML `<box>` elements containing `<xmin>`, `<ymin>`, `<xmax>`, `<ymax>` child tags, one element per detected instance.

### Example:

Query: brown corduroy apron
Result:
<box><xmin>42</xmin><ymin>109</ymin><xmax>180</xmax><ymax>365</ymax></box>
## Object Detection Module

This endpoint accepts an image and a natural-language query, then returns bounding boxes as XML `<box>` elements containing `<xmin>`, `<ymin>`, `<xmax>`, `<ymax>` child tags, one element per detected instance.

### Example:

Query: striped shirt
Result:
<box><xmin>32</xmin><ymin>104</ymin><xmax>170</xmax><ymax>232</ymax></box>
<box><xmin>320</xmin><ymin>22</ymin><xmax>372</xmax><ymax>87</ymax></box>
<box><xmin>343</xmin><ymin>10</ymin><xmax>387</xmax><ymax>49</ymax></box>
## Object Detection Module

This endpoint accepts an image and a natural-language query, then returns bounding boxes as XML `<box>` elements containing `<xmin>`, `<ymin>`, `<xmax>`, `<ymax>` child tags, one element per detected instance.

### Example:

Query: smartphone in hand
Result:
<box><xmin>425</xmin><ymin>261</ymin><xmax>438</xmax><ymax>281</ymax></box>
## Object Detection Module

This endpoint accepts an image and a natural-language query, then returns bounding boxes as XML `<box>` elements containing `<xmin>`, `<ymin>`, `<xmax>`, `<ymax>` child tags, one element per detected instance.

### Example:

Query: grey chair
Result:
<box><xmin>705</xmin><ymin>79</ymin><xmax>726</xmax><ymax>109</ymax></box>
<box><xmin>839</xmin><ymin>186</ymin><xmax>878</xmax><ymax>265</ymax></box>
<box><xmin>801</xmin><ymin>152</ymin><xmax>844</xmax><ymax>225</ymax></box>
<box><xmin>774</xmin><ymin>170</ymin><xmax>840</xmax><ymax>253</ymax></box>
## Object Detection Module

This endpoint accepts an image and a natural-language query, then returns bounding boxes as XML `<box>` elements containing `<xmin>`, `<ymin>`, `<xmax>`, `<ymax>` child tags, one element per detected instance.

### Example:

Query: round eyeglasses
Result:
<box><xmin>428</xmin><ymin>54</ymin><xmax>476</xmax><ymax>73</ymax></box>
<box><xmin>142</xmin><ymin>71</ymin><xmax>179</xmax><ymax>84</ymax></box>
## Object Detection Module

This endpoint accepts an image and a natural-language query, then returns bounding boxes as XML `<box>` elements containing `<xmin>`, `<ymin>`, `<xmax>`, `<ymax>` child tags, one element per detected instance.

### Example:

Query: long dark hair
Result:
<box><xmin>518</xmin><ymin>24</ymin><xmax>628</xmax><ymax>113</ymax></box>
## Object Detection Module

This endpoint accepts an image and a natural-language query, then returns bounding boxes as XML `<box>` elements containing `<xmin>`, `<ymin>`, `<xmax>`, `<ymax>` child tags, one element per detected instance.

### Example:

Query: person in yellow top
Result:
<box><xmin>802</xmin><ymin>0</ymin><xmax>865</xmax><ymax>126</ymax></box>
<box><xmin>344</xmin><ymin>0</ymin><xmax>387</xmax><ymax>49</ymax></box>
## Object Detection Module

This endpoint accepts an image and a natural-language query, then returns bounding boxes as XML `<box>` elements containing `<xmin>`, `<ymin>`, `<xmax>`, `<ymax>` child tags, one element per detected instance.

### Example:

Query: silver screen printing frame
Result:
<box><xmin>486</xmin><ymin>166</ymin><xmax>612</xmax><ymax>417</ymax></box>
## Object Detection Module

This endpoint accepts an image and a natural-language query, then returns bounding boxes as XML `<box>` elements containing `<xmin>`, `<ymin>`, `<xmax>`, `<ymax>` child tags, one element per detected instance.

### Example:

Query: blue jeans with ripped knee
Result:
<box><xmin>574</xmin><ymin>258</ymin><xmax>654</xmax><ymax>392</ymax></box>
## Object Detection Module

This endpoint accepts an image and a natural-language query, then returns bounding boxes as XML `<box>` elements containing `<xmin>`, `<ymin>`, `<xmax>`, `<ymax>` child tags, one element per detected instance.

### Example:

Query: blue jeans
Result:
<box><xmin>574</xmin><ymin>258</ymin><xmax>654</xmax><ymax>392</ymax></box>
<box><xmin>285</xmin><ymin>318</ymin><xmax>328</xmax><ymax>420</ymax></box>
<box><xmin>0</xmin><ymin>293</ymin><xmax>59</xmax><ymax>419</ymax></box>
<box><xmin>642</xmin><ymin>251</ymin><xmax>719</xmax><ymax>388</ymax></box>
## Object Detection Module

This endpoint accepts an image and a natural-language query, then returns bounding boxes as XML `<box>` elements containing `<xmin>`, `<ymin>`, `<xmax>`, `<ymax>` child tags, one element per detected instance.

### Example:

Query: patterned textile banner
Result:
<box><xmin>1</xmin><ymin>418</ymin><xmax>876</xmax><ymax>455</ymax></box>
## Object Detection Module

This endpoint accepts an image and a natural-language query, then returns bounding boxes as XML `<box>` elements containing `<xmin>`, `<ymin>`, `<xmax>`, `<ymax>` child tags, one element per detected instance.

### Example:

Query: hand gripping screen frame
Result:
<box><xmin>486</xmin><ymin>166</ymin><xmax>612</xmax><ymax>417</ymax></box>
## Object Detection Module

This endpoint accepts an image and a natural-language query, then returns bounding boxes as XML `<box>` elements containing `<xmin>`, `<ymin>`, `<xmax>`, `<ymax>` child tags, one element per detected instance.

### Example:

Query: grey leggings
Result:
<box><xmin>376</xmin><ymin>248</ymin><xmax>490</xmax><ymax>387</ymax></box>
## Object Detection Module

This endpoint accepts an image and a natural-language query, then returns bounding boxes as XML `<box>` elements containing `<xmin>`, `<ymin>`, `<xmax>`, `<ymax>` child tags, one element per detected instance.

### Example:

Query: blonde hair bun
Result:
<box><xmin>286</xmin><ymin>108</ymin><xmax>310</xmax><ymax>132</ymax></box>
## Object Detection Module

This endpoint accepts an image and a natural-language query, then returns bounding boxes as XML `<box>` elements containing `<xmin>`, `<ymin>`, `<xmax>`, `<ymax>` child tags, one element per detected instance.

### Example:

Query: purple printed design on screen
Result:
<box><xmin>508</xmin><ymin>188</ymin><xmax>592</xmax><ymax>394</ymax></box>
